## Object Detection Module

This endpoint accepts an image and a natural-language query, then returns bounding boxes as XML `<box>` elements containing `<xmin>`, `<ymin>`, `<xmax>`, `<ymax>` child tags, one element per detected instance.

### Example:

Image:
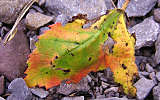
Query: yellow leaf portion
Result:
<box><xmin>105</xmin><ymin>12</ymin><xmax>138</xmax><ymax>96</ymax></box>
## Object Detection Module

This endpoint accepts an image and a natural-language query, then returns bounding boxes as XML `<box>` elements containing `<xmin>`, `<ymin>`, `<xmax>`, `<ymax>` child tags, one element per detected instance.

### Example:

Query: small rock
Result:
<box><xmin>31</xmin><ymin>88</ymin><xmax>49</xmax><ymax>99</ymax></box>
<box><xmin>32</xmin><ymin>5</ymin><xmax>44</xmax><ymax>14</ymax></box>
<box><xmin>153</xmin><ymin>83</ymin><xmax>160</xmax><ymax>100</ymax></box>
<box><xmin>134</xmin><ymin>77</ymin><xmax>155</xmax><ymax>100</ymax></box>
<box><xmin>155</xmin><ymin>34</ymin><xmax>160</xmax><ymax>65</ymax></box>
<box><xmin>38</xmin><ymin>0</ymin><xmax>46</xmax><ymax>6</ymax></box>
<box><xmin>135</xmin><ymin>56</ymin><xmax>147</xmax><ymax>68</ymax></box>
<box><xmin>145</xmin><ymin>63</ymin><xmax>154</xmax><ymax>73</ymax></box>
<box><xmin>39</xmin><ymin>27</ymin><xmax>49</xmax><ymax>35</ymax></box>
<box><xmin>154</xmin><ymin>8</ymin><xmax>160</xmax><ymax>23</ymax></box>
<box><xmin>139</xmin><ymin>71</ymin><xmax>149</xmax><ymax>76</ymax></box>
<box><xmin>149</xmin><ymin>72</ymin><xmax>157</xmax><ymax>84</ymax></box>
<box><xmin>101</xmin><ymin>81</ymin><xmax>110</xmax><ymax>89</ymax></box>
<box><xmin>55</xmin><ymin>14</ymin><xmax>70</xmax><ymax>25</ymax></box>
<box><xmin>0</xmin><ymin>76</ymin><xmax>5</xmax><ymax>95</ymax></box>
<box><xmin>57</xmin><ymin>77</ymin><xmax>90</xmax><ymax>95</ymax></box>
<box><xmin>129</xmin><ymin>16</ymin><xmax>160</xmax><ymax>49</ymax></box>
<box><xmin>92</xmin><ymin>97</ymin><xmax>128</xmax><ymax>100</ymax></box>
<box><xmin>0</xmin><ymin>97</ymin><xmax>5</xmax><ymax>100</ymax></box>
<box><xmin>0</xmin><ymin>0</ymin><xmax>30</xmax><ymax>24</ymax></box>
<box><xmin>25</xmin><ymin>12</ymin><xmax>53</xmax><ymax>30</ymax></box>
<box><xmin>118</xmin><ymin>0</ymin><xmax>157</xmax><ymax>17</ymax></box>
<box><xmin>158</xmin><ymin>0</ymin><xmax>160</xmax><ymax>7</ymax></box>
<box><xmin>156</xmin><ymin>72</ymin><xmax>160</xmax><ymax>81</ymax></box>
<box><xmin>46</xmin><ymin>0</ymin><xmax>113</xmax><ymax>23</ymax></box>
<box><xmin>62</xmin><ymin>96</ymin><xmax>84</xmax><ymax>100</ymax></box>
<box><xmin>7</xmin><ymin>78</ymin><xmax>32</xmax><ymax>100</ymax></box>
<box><xmin>104</xmin><ymin>87</ymin><xmax>119</xmax><ymax>94</ymax></box>
<box><xmin>0</xmin><ymin>21</ymin><xmax>30</xmax><ymax>81</ymax></box>
<box><xmin>29</xmin><ymin>35</ymin><xmax>38</xmax><ymax>51</ymax></box>
<box><xmin>57</xmin><ymin>82</ymin><xmax>75</xmax><ymax>95</ymax></box>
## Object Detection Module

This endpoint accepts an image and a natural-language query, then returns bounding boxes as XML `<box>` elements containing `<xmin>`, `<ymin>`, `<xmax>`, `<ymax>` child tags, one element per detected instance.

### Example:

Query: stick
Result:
<box><xmin>122</xmin><ymin>0</ymin><xmax>131</xmax><ymax>10</ymax></box>
<box><xmin>4</xmin><ymin>0</ymin><xmax>38</xmax><ymax>45</ymax></box>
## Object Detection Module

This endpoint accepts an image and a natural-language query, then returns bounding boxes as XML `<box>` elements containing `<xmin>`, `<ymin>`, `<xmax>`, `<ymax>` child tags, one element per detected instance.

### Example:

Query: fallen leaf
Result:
<box><xmin>24</xmin><ymin>9</ymin><xmax>138</xmax><ymax>96</ymax></box>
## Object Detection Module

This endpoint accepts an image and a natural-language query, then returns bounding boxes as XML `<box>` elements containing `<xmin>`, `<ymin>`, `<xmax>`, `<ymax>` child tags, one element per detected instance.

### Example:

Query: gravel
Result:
<box><xmin>118</xmin><ymin>0</ymin><xmax>157</xmax><ymax>17</ymax></box>
<box><xmin>134</xmin><ymin>77</ymin><xmax>156</xmax><ymax>100</ymax></box>
<box><xmin>31</xmin><ymin>88</ymin><xmax>49</xmax><ymax>99</ymax></box>
<box><xmin>129</xmin><ymin>16</ymin><xmax>160</xmax><ymax>49</ymax></box>
<box><xmin>25</xmin><ymin>12</ymin><xmax>53</xmax><ymax>30</ymax></box>
<box><xmin>7</xmin><ymin>78</ymin><xmax>32</xmax><ymax>100</ymax></box>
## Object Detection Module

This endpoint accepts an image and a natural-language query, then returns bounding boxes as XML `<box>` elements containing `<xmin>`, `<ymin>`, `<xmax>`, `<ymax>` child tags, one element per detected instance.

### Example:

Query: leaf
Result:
<box><xmin>24</xmin><ymin>9</ymin><xmax>138</xmax><ymax>96</ymax></box>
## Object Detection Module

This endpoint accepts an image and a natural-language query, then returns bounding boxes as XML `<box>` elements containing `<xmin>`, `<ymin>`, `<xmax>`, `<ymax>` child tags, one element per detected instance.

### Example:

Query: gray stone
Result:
<box><xmin>129</xmin><ymin>16</ymin><xmax>160</xmax><ymax>49</ymax></box>
<box><xmin>155</xmin><ymin>34</ymin><xmax>160</xmax><ymax>65</ymax></box>
<box><xmin>158</xmin><ymin>0</ymin><xmax>160</xmax><ymax>7</ymax></box>
<box><xmin>154</xmin><ymin>8</ymin><xmax>160</xmax><ymax>23</ymax></box>
<box><xmin>104</xmin><ymin>87</ymin><xmax>119</xmax><ymax>93</ymax></box>
<box><xmin>57</xmin><ymin>77</ymin><xmax>90</xmax><ymax>95</ymax></box>
<box><xmin>92</xmin><ymin>97</ymin><xmax>128</xmax><ymax>100</ymax></box>
<box><xmin>46</xmin><ymin>0</ymin><xmax>113</xmax><ymax>23</ymax></box>
<box><xmin>146</xmin><ymin>63</ymin><xmax>154</xmax><ymax>73</ymax></box>
<box><xmin>29</xmin><ymin>35</ymin><xmax>38</xmax><ymax>51</ymax></box>
<box><xmin>25</xmin><ymin>12</ymin><xmax>53</xmax><ymax>30</ymax></box>
<box><xmin>156</xmin><ymin>72</ymin><xmax>160</xmax><ymax>81</ymax></box>
<box><xmin>149</xmin><ymin>72</ymin><xmax>157</xmax><ymax>84</ymax></box>
<box><xmin>62</xmin><ymin>96</ymin><xmax>84</xmax><ymax>100</ymax></box>
<box><xmin>101</xmin><ymin>81</ymin><xmax>110</xmax><ymax>89</ymax></box>
<box><xmin>55</xmin><ymin>14</ymin><xmax>70</xmax><ymax>25</ymax></box>
<box><xmin>0</xmin><ymin>76</ymin><xmax>4</xmax><ymax>95</ymax></box>
<box><xmin>7</xmin><ymin>78</ymin><xmax>32</xmax><ymax>100</ymax></box>
<box><xmin>0</xmin><ymin>21</ymin><xmax>30</xmax><ymax>81</ymax></box>
<box><xmin>31</xmin><ymin>88</ymin><xmax>49</xmax><ymax>99</ymax></box>
<box><xmin>153</xmin><ymin>84</ymin><xmax>160</xmax><ymax>100</ymax></box>
<box><xmin>0</xmin><ymin>0</ymin><xmax>30</xmax><ymax>24</ymax></box>
<box><xmin>134</xmin><ymin>78</ymin><xmax>155</xmax><ymax>100</ymax></box>
<box><xmin>0</xmin><ymin>97</ymin><xmax>5</xmax><ymax>100</ymax></box>
<box><xmin>39</xmin><ymin>27</ymin><xmax>49</xmax><ymax>35</ymax></box>
<box><xmin>118</xmin><ymin>0</ymin><xmax>157</xmax><ymax>17</ymax></box>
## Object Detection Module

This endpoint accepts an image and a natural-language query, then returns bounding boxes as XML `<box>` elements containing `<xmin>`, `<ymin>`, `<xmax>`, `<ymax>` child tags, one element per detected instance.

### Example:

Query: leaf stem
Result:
<box><xmin>121</xmin><ymin>0</ymin><xmax>130</xmax><ymax>10</ymax></box>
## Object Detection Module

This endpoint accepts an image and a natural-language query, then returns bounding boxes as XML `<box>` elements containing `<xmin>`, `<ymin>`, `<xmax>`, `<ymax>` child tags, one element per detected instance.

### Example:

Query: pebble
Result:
<box><xmin>0</xmin><ymin>0</ymin><xmax>30</xmax><ymax>24</ymax></box>
<box><xmin>7</xmin><ymin>78</ymin><xmax>32</xmax><ymax>100</ymax></box>
<box><xmin>46</xmin><ymin>0</ymin><xmax>113</xmax><ymax>23</ymax></box>
<box><xmin>153</xmin><ymin>83</ymin><xmax>160</xmax><ymax>100</ymax></box>
<box><xmin>158</xmin><ymin>0</ymin><xmax>160</xmax><ymax>7</ymax></box>
<box><xmin>154</xmin><ymin>8</ymin><xmax>160</xmax><ymax>23</ymax></box>
<box><xmin>118</xmin><ymin>0</ymin><xmax>157</xmax><ymax>17</ymax></box>
<box><xmin>154</xmin><ymin>34</ymin><xmax>160</xmax><ymax>65</ymax></box>
<box><xmin>0</xmin><ymin>76</ymin><xmax>4</xmax><ymax>95</ymax></box>
<box><xmin>39</xmin><ymin>27</ymin><xmax>49</xmax><ymax>35</ymax></box>
<box><xmin>129</xmin><ymin>16</ymin><xmax>160</xmax><ymax>49</ymax></box>
<box><xmin>145</xmin><ymin>63</ymin><xmax>154</xmax><ymax>73</ymax></box>
<box><xmin>92</xmin><ymin>97</ymin><xmax>128</xmax><ymax>100</ymax></box>
<box><xmin>31</xmin><ymin>88</ymin><xmax>49</xmax><ymax>99</ymax></box>
<box><xmin>156</xmin><ymin>72</ymin><xmax>160</xmax><ymax>81</ymax></box>
<box><xmin>134</xmin><ymin>77</ymin><xmax>155</xmax><ymax>100</ymax></box>
<box><xmin>62</xmin><ymin>96</ymin><xmax>84</xmax><ymax>100</ymax></box>
<box><xmin>104</xmin><ymin>87</ymin><xmax>119</xmax><ymax>94</ymax></box>
<box><xmin>149</xmin><ymin>72</ymin><xmax>157</xmax><ymax>84</ymax></box>
<box><xmin>0</xmin><ymin>22</ymin><xmax>30</xmax><ymax>81</ymax></box>
<box><xmin>57</xmin><ymin>77</ymin><xmax>90</xmax><ymax>95</ymax></box>
<box><xmin>29</xmin><ymin>35</ymin><xmax>38</xmax><ymax>51</ymax></box>
<box><xmin>0</xmin><ymin>97</ymin><xmax>5</xmax><ymax>100</ymax></box>
<box><xmin>101</xmin><ymin>81</ymin><xmax>110</xmax><ymax>89</ymax></box>
<box><xmin>25</xmin><ymin>12</ymin><xmax>53</xmax><ymax>30</ymax></box>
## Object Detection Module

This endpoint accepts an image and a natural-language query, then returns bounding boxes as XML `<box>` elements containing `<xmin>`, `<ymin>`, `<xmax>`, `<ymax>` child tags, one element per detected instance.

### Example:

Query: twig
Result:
<box><xmin>121</xmin><ymin>0</ymin><xmax>131</xmax><ymax>10</ymax></box>
<box><xmin>4</xmin><ymin>0</ymin><xmax>38</xmax><ymax>45</ymax></box>
<box><xmin>110</xmin><ymin>0</ymin><xmax>116</xmax><ymax>8</ymax></box>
